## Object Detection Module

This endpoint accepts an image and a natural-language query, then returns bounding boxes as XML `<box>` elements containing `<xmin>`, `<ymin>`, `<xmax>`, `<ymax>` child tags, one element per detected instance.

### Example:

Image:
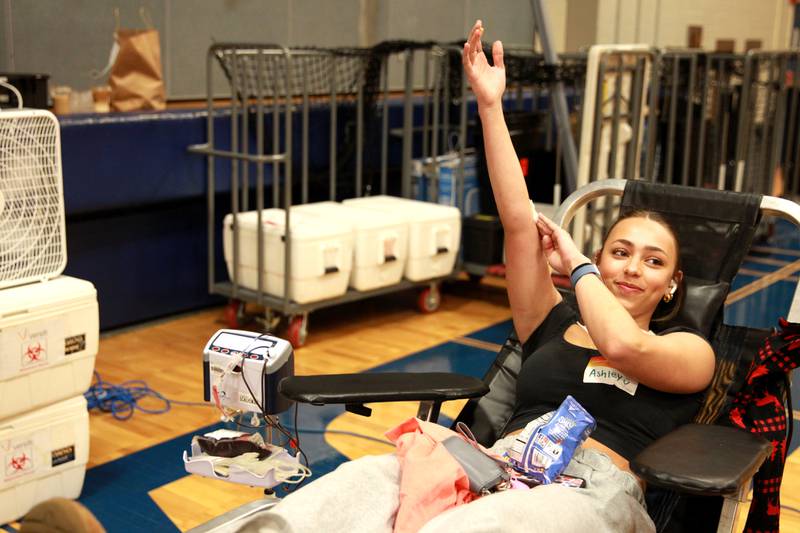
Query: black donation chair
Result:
<box><xmin>281</xmin><ymin>179</ymin><xmax>800</xmax><ymax>532</ymax></box>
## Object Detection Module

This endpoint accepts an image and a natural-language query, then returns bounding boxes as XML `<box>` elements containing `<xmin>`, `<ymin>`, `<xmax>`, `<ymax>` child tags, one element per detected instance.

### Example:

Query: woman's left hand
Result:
<box><xmin>536</xmin><ymin>214</ymin><xmax>590</xmax><ymax>275</ymax></box>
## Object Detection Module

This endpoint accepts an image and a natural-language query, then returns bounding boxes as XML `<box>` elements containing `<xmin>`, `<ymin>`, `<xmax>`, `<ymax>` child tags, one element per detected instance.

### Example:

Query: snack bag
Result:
<box><xmin>507</xmin><ymin>396</ymin><xmax>595</xmax><ymax>484</ymax></box>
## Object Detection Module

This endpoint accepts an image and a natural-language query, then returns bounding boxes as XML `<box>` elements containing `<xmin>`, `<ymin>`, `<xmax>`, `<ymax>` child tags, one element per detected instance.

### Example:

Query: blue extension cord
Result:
<box><xmin>84</xmin><ymin>371</ymin><xmax>209</xmax><ymax>420</ymax></box>
<box><xmin>83</xmin><ymin>371</ymin><xmax>394</xmax><ymax>447</ymax></box>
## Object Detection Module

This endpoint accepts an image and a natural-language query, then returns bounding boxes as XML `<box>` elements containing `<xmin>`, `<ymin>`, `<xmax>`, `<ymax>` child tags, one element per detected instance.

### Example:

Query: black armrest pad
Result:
<box><xmin>279</xmin><ymin>373</ymin><xmax>489</xmax><ymax>405</ymax></box>
<box><xmin>630</xmin><ymin>424</ymin><xmax>770</xmax><ymax>497</ymax></box>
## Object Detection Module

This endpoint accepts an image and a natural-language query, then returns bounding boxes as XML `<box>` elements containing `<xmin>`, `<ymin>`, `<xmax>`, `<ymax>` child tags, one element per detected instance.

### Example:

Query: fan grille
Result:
<box><xmin>0</xmin><ymin>110</ymin><xmax>66</xmax><ymax>288</ymax></box>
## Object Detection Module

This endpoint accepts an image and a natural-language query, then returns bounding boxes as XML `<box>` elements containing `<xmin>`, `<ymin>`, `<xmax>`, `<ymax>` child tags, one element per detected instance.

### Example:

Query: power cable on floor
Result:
<box><xmin>84</xmin><ymin>372</ymin><xmax>394</xmax><ymax>447</ymax></box>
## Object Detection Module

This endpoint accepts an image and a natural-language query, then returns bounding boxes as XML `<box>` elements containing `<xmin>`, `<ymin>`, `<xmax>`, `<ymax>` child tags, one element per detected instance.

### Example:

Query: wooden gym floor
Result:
<box><xmin>3</xmin><ymin>266</ymin><xmax>799</xmax><ymax>531</ymax></box>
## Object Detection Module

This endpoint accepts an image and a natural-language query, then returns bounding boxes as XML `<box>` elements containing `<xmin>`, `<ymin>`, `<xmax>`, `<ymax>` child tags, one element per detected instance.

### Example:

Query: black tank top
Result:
<box><xmin>506</xmin><ymin>300</ymin><xmax>704</xmax><ymax>461</ymax></box>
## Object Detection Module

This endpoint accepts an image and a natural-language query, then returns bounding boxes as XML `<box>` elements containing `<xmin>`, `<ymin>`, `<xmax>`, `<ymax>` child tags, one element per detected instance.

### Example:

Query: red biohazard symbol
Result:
<box><xmin>9</xmin><ymin>452</ymin><xmax>30</xmax><ymax>472</ymax></box>
<box><xmin>24</xmin><ymin>343</ymin><xmax>44</xmax><ymax>362</ymax></box>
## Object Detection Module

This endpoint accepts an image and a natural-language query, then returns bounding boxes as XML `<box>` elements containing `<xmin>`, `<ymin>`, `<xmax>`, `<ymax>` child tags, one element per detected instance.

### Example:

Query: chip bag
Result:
<box><xmin>506</xmin><ymin>395</ymin><xmax>595</xmax><ymax>484</ymax></box>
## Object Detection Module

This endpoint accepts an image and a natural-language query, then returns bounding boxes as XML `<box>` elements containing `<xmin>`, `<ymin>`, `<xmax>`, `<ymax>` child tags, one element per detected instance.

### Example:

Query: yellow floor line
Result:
<box><xmin>751</xmin><ymin>245</ymin><xmax>800</xmax><ymax>258</ymax></box>
<box><xmin>452</xmin><ymin>336</ymin><xmax>504</xmax><ymax>353</ymax></box>
<box><xmin>744</xmin><ymin>255</ymin><xmax>793</xmax><ymax>267</ymax></box>
<box><xmin>726</xmin><ymin>258</ymin><xmax>800</xmax><ymax>305</ymax></box>
<box><xmin>737</xmin><ymin>268</ymin><xmax>799</xmax><ymax>282</ymax></box>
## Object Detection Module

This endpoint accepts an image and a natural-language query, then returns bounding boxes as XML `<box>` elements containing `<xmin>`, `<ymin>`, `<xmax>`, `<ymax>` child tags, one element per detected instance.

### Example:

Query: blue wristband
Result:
<box><xmin>570</xmin><ymin>263</ymin><xmax>600</xmax><ymax>287</ymax></box>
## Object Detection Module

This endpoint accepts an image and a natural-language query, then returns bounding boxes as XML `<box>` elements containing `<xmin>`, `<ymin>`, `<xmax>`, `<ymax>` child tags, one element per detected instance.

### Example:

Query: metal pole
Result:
<box><xmin>767</xmin><ymin>55</ymin><xmax>788</xmax><ymax>196</ymax></box>
<box><xmin>718</xmin><ymin>72</ymin><xmax>732</xmax><ymax>191</ymax></box>
<box><xmin>458</xmin><ymin>67</ymin><xmax>468</xmax><ymax>211</ymax></box>
<box><xmin>644</xmin><ymin>54</ymin><xmax>660</xmax><ymax>181</ymax></box>
<box><xmin>302</xmin><ymin>58</ymin><xmax>310</xmax><ymax>204</ymax></box>
<box><xmin>625</xmin><ymin>56</ymin><xmax>645</xmax><ymax>180</ymax></box>
<box><xmin>608</xmin><ymin>56</ymin><xmax>623</xmax><ymax>180</ymax></box>
<box><xmin>734</xmin><ymin>54</ymin><xmax>754</xmax><ymax>192</ymax></box>
<box><xmin>256</xmin><ymin>49</ymin><xmax>265</xmax><ymax>304</ymax></box>
<box><xmin>381</xmin><ymin>56</ymin><xmax>389</xmax><ymax>194</ymax></box>
<box><xmin>402</xmin><ymin>49</ymin><xmax>414</xmax><ymax>198</ymax></box>
<box><xmin>231</xmin><ymin>51</ymin><xmax>240</xmax><ymax>298</ymax></box>
<box><xmin>356</xmin><ymin>66</ymin><xmax>364</xmax><ymax>197</ymax></box>
<box><xmin>422</xmin><ymin>50</ymin><xmax>431</xmax><ymax>159</ymax></box>
<box><xmin>589</xmin><ymin>61</ymin><xmax>605</xmax><ymax>182</ymax></box>
<box><xmin>695</xmin><ymin>55</ymin><xmax>711</xmax><ymax>188</ymax></box>
<box><xmin>283</xmin><ymin>49</ymin><xmax>293</xmax><ymax>312</ymax></box>
<box><xmin>241</xmin><ymin>57</ymin><xmax>250</xmax><ymax>213</ymax></box>
<box><xmin>272</xmin><ymin>55</ymin><xmax>281</xmax><ymax>207</ymax></box>
<box><xmin>531</xmin><ymin>0</ymin><xmax>578</xmax><ymax>193</ymax></box>
<box><xmin>206</xmin><ymin>48</ymin><xmax>216</xmax><ymax>295</ymax></box>
<box><xmin>681</xmin><ymin>54</ymin><xmax>697</xmax><ymax>186</ymax></box>
<box><xmin>329</xmin><ymin>55</ymin><xmax>338</xmax><ymax>200</ymax></box>
<box><xmin>665</xmin><ymin>56</ymin><xmax>680</xmax><ymax>184</ymax></box>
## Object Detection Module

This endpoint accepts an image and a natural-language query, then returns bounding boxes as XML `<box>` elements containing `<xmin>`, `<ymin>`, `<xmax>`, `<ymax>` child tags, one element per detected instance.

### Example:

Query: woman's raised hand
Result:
<box><xmin>536</xmin><ymin>214</ymin><xmax>590</xmax><ymax>276</ymax></box>
<box><xmin>462</xmin><ymin>20</ymin><xmax>506</xmax><ymax>109</ymax></box>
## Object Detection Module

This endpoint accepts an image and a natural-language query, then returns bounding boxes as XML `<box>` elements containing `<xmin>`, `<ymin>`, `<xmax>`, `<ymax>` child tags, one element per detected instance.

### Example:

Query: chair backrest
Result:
<box><xmin>454</xmin><ymin>180</ymin><xmax>800</xmax><ymax>531</ymax></box>
<box><xmin>455</xmin><ymin>179</ymin><xmax>764</xmax><ymax>444</ymax></box>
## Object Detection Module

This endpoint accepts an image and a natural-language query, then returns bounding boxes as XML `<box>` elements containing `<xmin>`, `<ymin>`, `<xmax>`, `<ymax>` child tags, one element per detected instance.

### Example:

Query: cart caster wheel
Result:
<box><xmin>417</xmin><ymin>287</ymin><xmax>441</xmax><ymax>313</ymax></box>
<box><xmin>225</xmin><ymin>300</ymin><xmax>245</xmax><ymax>328</ymax></box>
<box><xmin>287</xmin><ymin>316</ymin><xmax>308</xmax><ymax>348</ymax></box>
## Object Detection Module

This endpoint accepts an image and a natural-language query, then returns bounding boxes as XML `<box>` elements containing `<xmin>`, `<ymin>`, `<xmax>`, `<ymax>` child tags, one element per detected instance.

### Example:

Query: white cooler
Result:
<box><xmin>0</xmin><ymin>395</ymin><xmax>89</xmax><ymax>524</ymax></box>
<box><xmin>0</xmin><ymin>276</ymin><xmax>99</xmax><ymax>421</ymax></box>
<box><xmin>294</xmin><ymin>202</ymin><xmax>408</xmax><ymax>291</ymax></box>
<box><xmin>223</xmin><ymin>209</ymin><xmax>354</xmax><ymax>303</ymax></box>
<box><xmin>343</xmin><ymin>196</ymin><xmax>461</xmax><ymax>281</ymax></box>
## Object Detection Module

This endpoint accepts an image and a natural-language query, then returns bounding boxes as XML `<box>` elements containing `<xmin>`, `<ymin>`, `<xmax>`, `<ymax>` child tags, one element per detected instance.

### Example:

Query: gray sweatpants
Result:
<box><xmin>239</xmin><ymin>436</ymin><xmax>655</xmax><ymax>533</ymax></box>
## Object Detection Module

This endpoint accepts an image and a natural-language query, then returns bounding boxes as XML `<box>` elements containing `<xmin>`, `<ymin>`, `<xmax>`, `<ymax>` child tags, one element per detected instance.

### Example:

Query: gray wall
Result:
<box><xmin>0</xmin><ymin>0</ymin><xmax>535</xmax><ymax>100</ymax></box>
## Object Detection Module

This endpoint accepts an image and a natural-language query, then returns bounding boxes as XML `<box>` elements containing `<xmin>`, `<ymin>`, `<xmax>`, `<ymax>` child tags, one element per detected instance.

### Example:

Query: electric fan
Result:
<box><xmin>0</xmin><ymin>108</ymin><xmax>67</xmax><ymax>289</ymax></box>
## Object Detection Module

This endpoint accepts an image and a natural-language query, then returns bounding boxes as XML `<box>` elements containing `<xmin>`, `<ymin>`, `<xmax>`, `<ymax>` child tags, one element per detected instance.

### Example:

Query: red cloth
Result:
<box><xmin>385</xmin><ymin>418</ymin><xmax>479</xmax><ymax>533</ymax></box>
<box><xmin>726</xmin><ymin>318</ymin><xmax>799</xmax><ymax>533</ymax></box>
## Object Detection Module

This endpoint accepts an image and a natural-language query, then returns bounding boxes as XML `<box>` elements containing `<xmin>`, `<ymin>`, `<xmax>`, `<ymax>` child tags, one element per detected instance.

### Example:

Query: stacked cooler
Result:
<box><xmin>0</xmin><ymin>109</ymin><xmax>100</xmax><ymax>524</ymax></box>
<box><xmin>222</xmin><ymin>208</ymin><xmax>354</xmax><ymax>303</ymax></box>
<box><xmin>293</xmin><ymin>202</ymin><xmax>408</xmax><ymax>291</ymax></box>
<box><xmin>343</xmin><ymin>196</ymin><xmax>461</xmax><ymax>281</ymax></box>
<box><xmin>222</xmin><ymin>197</ymin><xmax>460</xmax><ymax>303</ymax></box>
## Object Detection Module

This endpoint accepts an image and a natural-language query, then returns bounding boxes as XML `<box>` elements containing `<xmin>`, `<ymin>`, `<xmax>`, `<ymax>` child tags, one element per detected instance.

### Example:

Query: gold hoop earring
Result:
<box><xmin>663</xmin><ymin>292</ymin><xmax>673</xmax><ymax>303</ymax></box>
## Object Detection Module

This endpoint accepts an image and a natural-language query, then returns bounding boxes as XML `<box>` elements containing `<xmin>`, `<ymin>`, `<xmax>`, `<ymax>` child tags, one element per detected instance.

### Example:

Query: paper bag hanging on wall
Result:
<box><xmin>100</xmin><ymin>8</ymin><xmax>166</xmax><ymax>111</ymax></box>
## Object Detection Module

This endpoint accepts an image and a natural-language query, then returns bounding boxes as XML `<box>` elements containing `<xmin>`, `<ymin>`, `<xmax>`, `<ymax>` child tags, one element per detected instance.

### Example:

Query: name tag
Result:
<box><xmin>583</xmin><ymin>356</ymin><xmax>638</xmax><ymax>396</ymax></box>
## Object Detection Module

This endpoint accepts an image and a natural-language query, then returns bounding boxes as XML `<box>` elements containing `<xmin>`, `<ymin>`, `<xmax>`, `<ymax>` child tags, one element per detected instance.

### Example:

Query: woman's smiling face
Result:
<box><xmin>597</xmin><ymin>216</ymin><xmax>680</xmax><ymax>323</ymax></box>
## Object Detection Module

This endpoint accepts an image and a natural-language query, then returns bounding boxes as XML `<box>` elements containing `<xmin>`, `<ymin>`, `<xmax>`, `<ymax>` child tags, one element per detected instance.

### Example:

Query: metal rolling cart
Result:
<box><xmin>411</xmin><ymin>43</ymin><xmax>589</xmax><ymax>279</ymax></box>
<box><xmin>189</xmin><ymin>43</ymin><xmax>456</xmax><ymax>348</ymax></box>
<box><xmin>653</xmin><ymin>49</ymin><xmax>800</xmax><ymax>196</ymax></box>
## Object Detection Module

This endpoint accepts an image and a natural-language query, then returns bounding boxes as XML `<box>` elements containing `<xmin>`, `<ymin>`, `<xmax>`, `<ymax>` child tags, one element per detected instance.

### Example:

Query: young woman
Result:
<box><xmin>241</xmin><ymin>20</ymin><xmax>715</xmax><ymax>533</ymax></box>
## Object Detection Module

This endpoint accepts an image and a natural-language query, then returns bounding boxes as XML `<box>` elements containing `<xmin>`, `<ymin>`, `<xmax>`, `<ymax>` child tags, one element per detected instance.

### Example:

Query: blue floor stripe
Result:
<box><xmin>464</xmin><ymin>319</ymin><xmax>513</xmax><ymax>346</ymax></box>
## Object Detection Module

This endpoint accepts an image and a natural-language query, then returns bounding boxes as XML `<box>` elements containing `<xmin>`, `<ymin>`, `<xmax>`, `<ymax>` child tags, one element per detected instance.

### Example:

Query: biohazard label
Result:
<box><xmin>5</xmin><ymin>442</ymin><xmax>35</xmax><ymax>480</ymax></box>
<box><xmin>583</xmin><ymin>356</ymin><xmax>638</xmax><ymax>396</ymax></box>
<box><xmin>20</xmin><ymin>330</ymin><xmax>48</xmax><ymax>368</ymax></box>
<box><xmin>2</xmin><ymin>319</ymin><xmax>64</xmax><ymax>376</ymax></box>
<box><xmin>51</xmin><ymin>445</ymin><xmax>76</xmax><ymax>467</ymax></box>
<box><xmin>65</xmin><ymin>334</ymin><xmax>86</xmax><ymax>355</ymax></box>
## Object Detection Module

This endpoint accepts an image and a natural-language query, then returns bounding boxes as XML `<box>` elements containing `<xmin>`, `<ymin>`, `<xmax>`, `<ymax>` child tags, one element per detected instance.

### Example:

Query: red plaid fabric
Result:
<box><xmin>727</xmin><ymin>318</ymin><xmax>800</xmax><ymax>533</ymax></box>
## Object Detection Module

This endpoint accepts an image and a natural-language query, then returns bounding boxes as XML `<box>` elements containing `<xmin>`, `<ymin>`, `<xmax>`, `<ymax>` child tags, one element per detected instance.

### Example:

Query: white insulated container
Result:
<box><xmin>0</xmin><ymin>276</ymin><xmax>99</xmax><ymax>421</ymax></box>
<box><xmin>0</xmin><ymin>395</ymin><xmax>89</xmax><ymax>524</ymax></box>
<box><xmin>343</xmin><ymin>196</ymin><xmax>460</xmax><ymax>281</ymax></box>
<box><xmin>223</xmin><ymin>209</ymin><xmax>354</xmax><ymax>303</ymax></box>
<box><xmin>293</xmin><ymin>202</ymin><xmax>408</xmax><ymax>291</ymax></box>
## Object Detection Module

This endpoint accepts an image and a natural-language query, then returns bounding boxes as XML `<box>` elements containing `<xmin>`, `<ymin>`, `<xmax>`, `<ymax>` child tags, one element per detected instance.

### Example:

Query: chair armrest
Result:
<box><xmin>279</xmin><ymin>372</ymin><xmax>488</xmax><ymax>406</ymax></box>
<box><xmin>630</xmin><ymin>423</ymin><xmax>771</xmax><ymax>497</ymax></box>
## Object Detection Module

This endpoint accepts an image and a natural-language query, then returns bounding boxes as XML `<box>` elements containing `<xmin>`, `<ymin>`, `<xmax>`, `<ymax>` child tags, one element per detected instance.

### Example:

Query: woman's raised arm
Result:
<box><xmin>463</xmin><ymin>20</ymin><xmax>560</xmax><ymax>342</ymax></box>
